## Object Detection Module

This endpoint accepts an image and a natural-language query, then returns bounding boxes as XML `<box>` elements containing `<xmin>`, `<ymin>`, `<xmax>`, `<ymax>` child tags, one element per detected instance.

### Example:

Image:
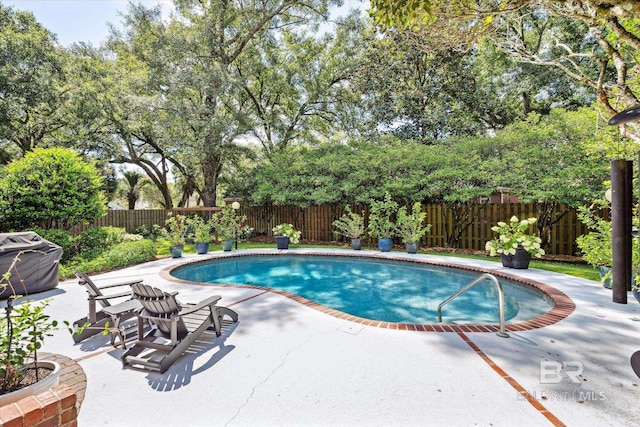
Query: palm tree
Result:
<box><xmin>120</xmin><ymin>170</ymin><xmax>149</xmax><ymax>210</ymax></box>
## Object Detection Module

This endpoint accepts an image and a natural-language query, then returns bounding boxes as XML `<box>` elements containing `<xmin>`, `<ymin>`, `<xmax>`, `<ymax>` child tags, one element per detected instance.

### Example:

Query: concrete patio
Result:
<box><xmin>10</xmin><ymin>249</ymin><xmax>640</xmax><ymax>426</ymax></box>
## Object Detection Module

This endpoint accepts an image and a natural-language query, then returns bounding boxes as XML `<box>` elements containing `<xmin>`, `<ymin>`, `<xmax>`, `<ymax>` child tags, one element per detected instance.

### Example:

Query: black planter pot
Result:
<box><xmin>405</xmin><ymin>242</ymin><xmax>418</xmax><ymax>254</ymax></box>
<box><xmin>275</xmin><ymin>235</ymin><xmax>289</xmax><ymax>249</ymax></box>
<box><xmin>169</xmin><ymin>244</ymin><xmax>184</xmax><ymax>258</ymax></box>
<box><xmin>500</xmin><ymin>247</ymin><xmax>532</xmax><ymax>269</ymax></box>
<box><xmin>195</xmin><ymin>242</ymin><xmax>210</xmax><ymax>254</ymax></box>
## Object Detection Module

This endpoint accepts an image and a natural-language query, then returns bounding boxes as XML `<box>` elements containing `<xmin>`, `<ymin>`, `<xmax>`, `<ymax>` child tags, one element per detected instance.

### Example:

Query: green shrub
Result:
<box><xmin>102</xmin><ymin>226</ymin><xmax>127</xmax><ymax>245</ymax></box>
<box><xmin>133</xmin><ymin>224</ymin><xmax>163</xmax><ymax>241</ymax></box>
<box><xmin>59</xmin><ymin>239</ymin><xmax>157</xmax><ymax>279</ymax></box>
<box><xmin>74</xmin><ymin>226</ymin><xmax>128</xmax><ymax>260</ymax></box>
<box><xmin>75</xmin><ymin>227</ymin><xmax>110</xmax><ymax>260</ymax></box>
<box><xmin>0</xmin><ymin>147</ymin><xmax>107</xmax><ymax>230</ymax></box>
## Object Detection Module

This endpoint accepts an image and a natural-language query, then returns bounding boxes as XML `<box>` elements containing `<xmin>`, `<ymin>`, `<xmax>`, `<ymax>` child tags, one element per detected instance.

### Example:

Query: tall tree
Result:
<box><xmin>106</xmin><ymin>0</ymin><xmax>350</xmax><ymax>207</ymax></box>
<box><xmin>0</xmin><ymin>5</ymin><xmax>68</xmax><ymax>158</ymax></box>
<box><xmin>370</xmin><ymin>1</ymin><xmax>640</xmax><ymax>141</ymax></box>
<box><xmin>164</xmin><ymin>0</ymin><xmax>346</xmax><ymax>206</ymax></box>
<box><xmin>353</xmin><ymin>31</ymin><xmax>520</xmax><ymax>140</ymax></box>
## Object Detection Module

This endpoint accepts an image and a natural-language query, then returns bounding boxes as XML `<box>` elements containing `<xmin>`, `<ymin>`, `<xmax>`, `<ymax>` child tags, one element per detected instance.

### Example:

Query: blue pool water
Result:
<box><xmin>171</xmin><ymin>255</ymin><xmax>554</xmax><ymax>324</ymax></box>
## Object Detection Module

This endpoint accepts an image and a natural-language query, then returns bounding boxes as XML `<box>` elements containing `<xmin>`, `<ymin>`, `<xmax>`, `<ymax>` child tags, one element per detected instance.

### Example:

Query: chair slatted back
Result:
<box><xmin>74</xmin><ymin>270</ymin><xmax>112</xmax><ymax>308</ymax></box>
<box><xmin>131</xmin><ymin>283</ymin><xmax>187</xmax><ymax>338</ymax></box>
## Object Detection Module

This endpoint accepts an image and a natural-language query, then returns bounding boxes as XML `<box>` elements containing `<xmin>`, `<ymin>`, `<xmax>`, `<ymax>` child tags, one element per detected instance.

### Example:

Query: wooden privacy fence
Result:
<box><xmin>70</xmin><ymin>209</ymin><xmax>170</xmax><ymax>235</ymax></box>
<box><xmin>71</xmin><ymin>203</ymin><xmax>593</xmax><ymax>256</ymax></box>
<box><xmin>70</xmin><ymin>208</ymin><xmax>222</xmax><ymax>236</ymax></box>
<box><xmin>238</xmin><ymin>203</ymin><xmax>592</xmax><ymax>256</ymax></box>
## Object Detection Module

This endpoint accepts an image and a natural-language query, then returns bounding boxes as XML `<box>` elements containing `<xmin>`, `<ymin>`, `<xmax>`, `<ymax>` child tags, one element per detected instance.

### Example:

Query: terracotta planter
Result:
<box><xmin>500</xmin><ymin>247</ymin><xmax>532</xmax><ymax>269</ymax></box>
<box><xmin>0</xmin><ymin>361</ymin><xmax>60</xmax><ymax>407</ymax></box>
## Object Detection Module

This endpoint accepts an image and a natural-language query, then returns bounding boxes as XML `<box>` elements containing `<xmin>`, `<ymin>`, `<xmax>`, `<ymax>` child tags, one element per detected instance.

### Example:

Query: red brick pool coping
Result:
<box><xmin>160</xmin><ymin>251</ymin><xmax>575</xmax><ymax>334</ymax></box>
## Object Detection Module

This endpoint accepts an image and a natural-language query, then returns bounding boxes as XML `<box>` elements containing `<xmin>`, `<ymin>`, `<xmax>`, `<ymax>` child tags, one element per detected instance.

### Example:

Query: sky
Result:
<box><xmin>2</xmin><ymin>0</ymin><xmax>368</xmax><ymax>47</ymax></box>
<box><xmin>1</xmin><ymin>0</ymin><xmax>172</xmax><ymax>46</ymax></box>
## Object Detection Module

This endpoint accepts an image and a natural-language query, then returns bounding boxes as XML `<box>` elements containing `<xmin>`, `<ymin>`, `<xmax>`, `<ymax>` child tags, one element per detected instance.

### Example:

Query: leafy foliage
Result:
<box><xmin>485</xmin><ymin>216</ymin><xmax>545</xmax><ymax>258</ymax></box>
<box><xmin>0</xmin><ymin>147</ymin><xmax>107</xmax><ymax>230</ymax></box>
<box><xmin>58</xmin><ymin>239</ymin><xmax>157</xmax><ymax>279</ymax></box>
<box><xmin>396</xmin><ymin>202</ymin><xmax>431</xmax><ymax>243</ymax></box>
<box><xmin>353</xmin><ymin>32</ymin><xmax>518</xmax><ymax>139</ymax></box>
<box><xmin>162</xmin><ymin>214</ymin><xmax>188</xmax><ymax>246</ymax></box>
<box><xmin>272</xmin><ymin>223</ymin><xmax>302</xmax><ymax>244</ymax></box>
<box><xmin>212</xmin><ymin>206</ymin><xmax>246</xmax><ymax>242</ymax></box>
<box><xmin>1</xmin><ymin>297</ymin><xmax>60</xmax><ymax>394</ymax></box>
<box><xmin>0</xmin><ymin>6</ymin><xmax>68</xmax><ymax>157</ymax></box>
<box><xmin>332</xmin><ymin>206</ymin><xmax>365</xmax><ymax>240</ymax></box>
<box><xmin>75</xmin><ymin>227</ymin><xmax>127</xmax><ymax>261</ymax></box>
<box><xmin>368</xmin><ymin>193</ymin><xmax>398</xmax><ymax>239</ymax></box>
<box><xmin>491</xmin><ymin>109</ymin><xmax>610</xmax><ymax>248</ymax></box>
<box><xmin>186</xmin><ymin>215</ymin><xmax>214</xmax><ymax>243</ymax></box>
<box><xmin>369</xmin><ymin>0</ymin><xmax>640</xmax><ymax>142</ymax></box>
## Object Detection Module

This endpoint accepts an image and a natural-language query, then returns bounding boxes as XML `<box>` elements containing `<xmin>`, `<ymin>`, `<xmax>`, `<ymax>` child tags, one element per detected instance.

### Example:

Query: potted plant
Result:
<box><xmin>368</xmin><ymin>193</ymin><xmax>398</xmax><ymax>252</ymax></box>
<box><xmin>332</xmin><ymin>206</ymin><xmax>365</xmax><ymax>250</ymax></box>
<box><xmin>187</xmin><ymin>215</ymin><xmax>214</xmax><ymax>254</ymax></box>
<box><xmin>485</xmin><ymin>215</ymin><xmax>545</xmax><ymax>269</ymax></box>
<box><xmin>272</xmin><ymin>223</ymin><xmax>301</xmax><ymax>250</ymax></box>
<box><xmin>1</xmin><ymin>255</ymin><xmax>64</xmax><ymax>406</ymax></box>
<box><xmin>576</xmin><ymin>201</ymin><xmax>613</xmax><ymax>288</ymax></box>
<box><xmin>163</xmin><ymin>214</ymin><xmax>187</xmax><ymax>258</ymax></box>
<box><xmin>396</xmin><ymin>202</ymin><xmax>431</xmax><ymax>254</ymax></box>
<box><xmin>212</xmin><ymin>205</ymin><xmax>246</xmax><ymax>251</ymax></box>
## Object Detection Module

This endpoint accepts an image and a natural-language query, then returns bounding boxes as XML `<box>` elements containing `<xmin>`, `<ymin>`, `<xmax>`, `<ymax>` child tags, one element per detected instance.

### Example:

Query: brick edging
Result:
<box><xmin>0</xmin><ymin>384</ymin><xmax>77</xmax><ymax>427</ymax></box>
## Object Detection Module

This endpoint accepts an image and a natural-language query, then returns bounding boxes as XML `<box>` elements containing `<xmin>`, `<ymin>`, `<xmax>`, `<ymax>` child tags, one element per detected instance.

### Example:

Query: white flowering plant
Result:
<box><xmin>485</xmin><ymin>216</ymin><xmax>545</xmax><ymax>258</ymax></box>
<box><xmin>272</xmin><ymin>223</ymin><xmax>301</xmax><ymax>244</ymax></box>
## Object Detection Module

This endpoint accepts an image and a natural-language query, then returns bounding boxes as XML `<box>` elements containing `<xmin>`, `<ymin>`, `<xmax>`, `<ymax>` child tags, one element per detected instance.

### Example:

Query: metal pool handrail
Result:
<box><xmin>437</xmin><ymin>273</ymin><xmax>509</xmax><ymax>338</ymax></box>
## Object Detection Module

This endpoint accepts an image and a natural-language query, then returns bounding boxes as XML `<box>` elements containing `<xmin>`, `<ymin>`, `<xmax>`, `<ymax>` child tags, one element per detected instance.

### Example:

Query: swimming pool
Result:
<box><xmin>170</xmin><ymin>253</ymin><xmax>555</xmax><ymax>325</ymax></box>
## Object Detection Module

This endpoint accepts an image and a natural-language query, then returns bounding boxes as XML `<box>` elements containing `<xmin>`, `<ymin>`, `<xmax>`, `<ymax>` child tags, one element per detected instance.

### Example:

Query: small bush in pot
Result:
<box><xmin>272</xmin><ymin>223</ymin><xmax>301</xmax><ymax>249</ymax></box>
<box><xmin>162</xmin><ymin>214</ymin><xmax>188</xmax><ymax>257</ymax></box>
<box><xmin>332</xmin><ymin>207</ymin><xmax>365</xmax><ymax>250</ymax></box>
<box><xmin>1</xmin><ymin>253</ymin><xmax>66</xmax><ymax>398</ymax></box>
<box><xmin>187</xmin><ymin>215</ymin><xmax>214</xmax><ymax>254</ymax></box>
<box><xmin>485</xmin><ymin>216</ymin><xmax>544</xmax><ymax>268</ymax></box>
<box><xmin>368</xmin><ymin>193</ymin><xmax>398</xmax><ymax>252</ymax></box>
<box><xmin>212</xmin><ymin>206</ymin><xmax>246</xmax><ymax>251</ymax></box>
<box><xmin>396</xmin><ymin>202</ymin><xmax>431</xmax><ymax>253</ymax></box>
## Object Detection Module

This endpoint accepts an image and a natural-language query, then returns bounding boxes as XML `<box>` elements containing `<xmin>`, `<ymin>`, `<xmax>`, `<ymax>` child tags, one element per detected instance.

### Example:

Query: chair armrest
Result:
<box><xmin>90</xmin><ymin>291</ymin><xmax>133</xmax><ymax>300</ymax></box>
<box><xmin>96</xmin><ymin>279</ymin><xmax>143</xmax><ymax>290</ymax></box>
<box><xmin>178</xmin><ymin>295</ymin><xmax>222</xmax><ymax>316</ymax></box>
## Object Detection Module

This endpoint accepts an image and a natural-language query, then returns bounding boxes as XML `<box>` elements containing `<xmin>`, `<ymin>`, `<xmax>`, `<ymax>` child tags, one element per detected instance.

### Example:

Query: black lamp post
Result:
<box><xmin>232</xmin><ymin>201</ymin><xmax>240</xmax><ymax>250</ymax></box>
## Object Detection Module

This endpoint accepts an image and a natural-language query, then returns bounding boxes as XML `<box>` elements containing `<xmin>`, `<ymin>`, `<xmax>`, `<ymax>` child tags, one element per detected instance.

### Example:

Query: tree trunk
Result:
<box><xmin>201</xmin><ymin>158</ymin><xmax>222</xmax><ymax>207</ymax></box>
